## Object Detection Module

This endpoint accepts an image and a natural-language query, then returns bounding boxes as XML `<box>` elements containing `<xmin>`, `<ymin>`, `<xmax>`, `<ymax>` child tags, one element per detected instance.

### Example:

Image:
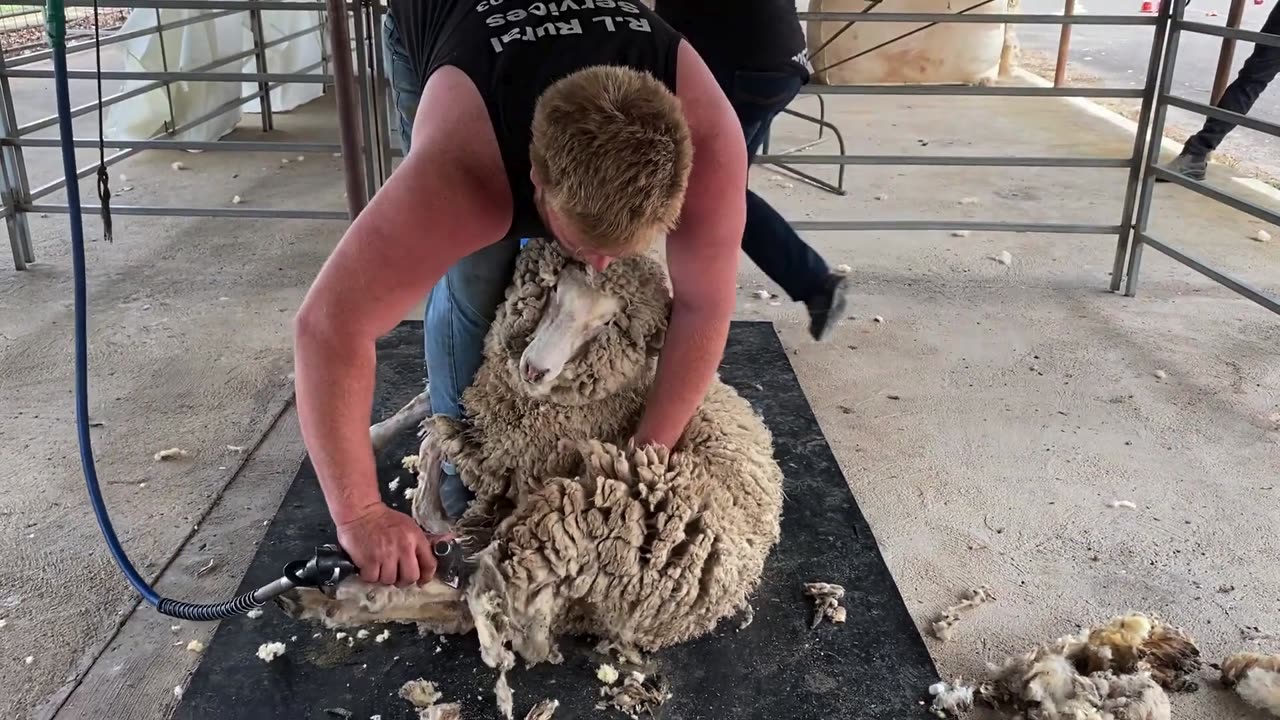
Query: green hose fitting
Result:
<box><xmin>45</xmin><ymin>0</ymin><xmax>67</xmax><ymax>50</ymax></box>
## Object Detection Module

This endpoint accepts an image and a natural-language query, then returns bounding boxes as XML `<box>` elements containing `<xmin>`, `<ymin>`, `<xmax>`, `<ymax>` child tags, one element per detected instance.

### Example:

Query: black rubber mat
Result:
<box><xmin>174</xmin><ymin>320</ymin><xmax>938</xmax><ymax>720</ymax></box>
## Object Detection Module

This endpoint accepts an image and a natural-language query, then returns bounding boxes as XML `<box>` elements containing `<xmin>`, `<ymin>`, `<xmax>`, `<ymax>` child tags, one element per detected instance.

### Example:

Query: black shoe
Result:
<box><xmin>806</xmin><ymin>272</ymin><xmax>852</xmax><ymax>342</ymax></box>
<box><xmin>1157</xmin><ymin>151</ymin><xmax>1207</xmax><ymax>182</ymax></box>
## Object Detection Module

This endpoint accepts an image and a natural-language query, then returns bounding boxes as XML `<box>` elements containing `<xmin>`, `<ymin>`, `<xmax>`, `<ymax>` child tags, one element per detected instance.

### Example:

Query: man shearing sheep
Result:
<box><xmin>292</xmin><ymin>0</ymin><xmax>748</xmax><ymax>587</ymax></box>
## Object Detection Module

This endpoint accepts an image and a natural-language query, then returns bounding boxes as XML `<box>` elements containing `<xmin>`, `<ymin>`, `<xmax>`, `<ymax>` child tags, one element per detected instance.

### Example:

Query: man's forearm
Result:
<box><xmin>633</xmin><ymin>302</ymin><xmax>731</xmax><ymax>449</ymax></box>
<box><xmin>294</xmin><ymin>322</ymin><xmax>383</xmax><ymax>525</ymax></box>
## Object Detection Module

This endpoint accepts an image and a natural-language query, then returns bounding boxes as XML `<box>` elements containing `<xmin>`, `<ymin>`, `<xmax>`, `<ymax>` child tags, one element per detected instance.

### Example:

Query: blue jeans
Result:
<box><xmin>383</xmin><ymin>12</ymin><xmax>517</xmax><ymax>518</ymax></box>
<box><xmin>715</xmin><ymin>64</ymin><xmax>831</xmax><ymax>303</ymax></box>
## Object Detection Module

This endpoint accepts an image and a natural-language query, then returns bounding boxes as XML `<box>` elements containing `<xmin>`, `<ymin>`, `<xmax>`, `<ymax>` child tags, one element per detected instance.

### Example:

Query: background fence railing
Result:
<box><xmin>0</xmin><ymin>0</ymin><xmax>377</xmax><ymax>270</ymax></box>
<box><xmin>1</xmin><ymin>0</ymin><xmax>1277</xmax><ymax>318</ymax></box>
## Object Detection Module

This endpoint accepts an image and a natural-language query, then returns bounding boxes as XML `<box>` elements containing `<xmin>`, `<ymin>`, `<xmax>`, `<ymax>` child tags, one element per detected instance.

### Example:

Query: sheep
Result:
<box><xmin>281</xmin><ymin>238</ymin><xmax>785</xmax><ymax>676</ymax></box>
<box><xmin>806</xmin><ymin>0</ymin><xmax>1021</xmax><ymax>87</ymax></box>
<box><xmin>977</xmin><ymin>612</ymin><xmax>1201</xmax><ymax>720</ymax></box>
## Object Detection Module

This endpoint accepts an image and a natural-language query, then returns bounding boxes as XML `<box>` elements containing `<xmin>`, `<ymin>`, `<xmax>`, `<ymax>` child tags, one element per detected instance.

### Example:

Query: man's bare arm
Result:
<box><xmin>293</xmin><ymin>69</ymin><xmax>510</xmax><ymax>583</ymax></box>
<box><xmin>633</xmin><ymin>43</ymin><xmax>747</xmax><ymax>449</ymax></box>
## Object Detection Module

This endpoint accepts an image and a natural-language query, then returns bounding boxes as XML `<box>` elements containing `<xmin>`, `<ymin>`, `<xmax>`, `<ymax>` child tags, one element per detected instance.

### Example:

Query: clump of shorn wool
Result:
<box><xmin>978</xmin><ymin>612</ymin><xmax>1201</xmax><ymax>720</ymax></box>
<box><xmin>1220</xmin><ymin>652</ymin><xmax>1280</xmax><ymax>717</ymax></box>
<box><xmin>931</xmin><ymin>585</ymin><xmax>996</xmax><ymax>642</ymax></box>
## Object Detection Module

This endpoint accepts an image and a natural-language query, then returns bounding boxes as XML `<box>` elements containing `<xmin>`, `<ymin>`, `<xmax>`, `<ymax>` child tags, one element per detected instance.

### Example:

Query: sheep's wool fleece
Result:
<box><xmin>1222</xmin><ymin>653</ymin><xmax>1280</xmax><ymax>717</ymax></box>
<box><xmin>978</xmin><ymin>612</ymin><xmax>1201</xmax><ymax>720</ymax></box>
<box><xmin>929</xmin><ymin>680</ymin><xmax>975</xmax><ymax>717</ymax></box>
<box><xmin>423</xmin><ymin>238</ymin><xmax>785</xmax><ymax>662</ymax></box>
<box><xmin>1236</xmin><ymin>669</ymin><xmax>1280</xmax><ymax>717</ymax></box>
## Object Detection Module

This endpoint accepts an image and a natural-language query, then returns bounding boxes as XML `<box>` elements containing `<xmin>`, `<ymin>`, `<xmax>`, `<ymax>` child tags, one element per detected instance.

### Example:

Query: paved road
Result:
<box><xmin>1016</xmin><ymin>0</ymin><xmax>1280</xmax><ymax>178</ymax></box>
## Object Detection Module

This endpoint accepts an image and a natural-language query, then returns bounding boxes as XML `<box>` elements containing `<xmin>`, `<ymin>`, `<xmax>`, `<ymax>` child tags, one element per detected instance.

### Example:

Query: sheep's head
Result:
<box><xmin>493</xmin><ymin>238</ymin><xmax>670</xmax><ymax>404</ymax></box>
<box><xmin>518</xmin><ymin>265</ymin><xmax>621</xmax><ymax>393</ymax></box>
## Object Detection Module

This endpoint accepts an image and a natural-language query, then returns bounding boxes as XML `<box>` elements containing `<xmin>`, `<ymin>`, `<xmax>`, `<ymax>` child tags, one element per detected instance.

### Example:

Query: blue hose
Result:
<box><xmin>51</xmin><ymin>17</ymin><xmax>161</xmax><ymax>611</ymax></box>
<box><xmin>51</xmin><ymin>2</ymin><xmax>269</xmax><ymax>620</ymax></box>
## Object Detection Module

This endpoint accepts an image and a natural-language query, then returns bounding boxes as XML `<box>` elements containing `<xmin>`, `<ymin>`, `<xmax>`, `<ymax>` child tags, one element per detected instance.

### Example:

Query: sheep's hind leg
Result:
<box><xmin>370</xmin><ymin>390</ymin><xmax>431</xmax><ymax>454</ymax></box>
<box><xmin>411</xmin><ymin>436</ymin><xmax>453</xmax><ymax>536</ymax></box>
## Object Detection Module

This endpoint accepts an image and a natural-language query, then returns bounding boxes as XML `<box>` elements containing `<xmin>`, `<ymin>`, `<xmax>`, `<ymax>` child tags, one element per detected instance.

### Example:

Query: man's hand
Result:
<box><xmin>336</xmin><ymin>503</ymin><xmax>438</xmax><ymax>587</ymax></box>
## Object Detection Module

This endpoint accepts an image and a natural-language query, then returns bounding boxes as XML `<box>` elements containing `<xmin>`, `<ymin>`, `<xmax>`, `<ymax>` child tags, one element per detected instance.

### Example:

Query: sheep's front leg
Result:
<box><xmin>370</xmin><ymin>390</ymin><xmax>431</xmax><ymax>454</ymax></box>
<box><xmin>276</xmin><ymin>578</ymin><xmax>473</xmax><ymax>635</ymax></box>
<box><xmin>999</xmin><ymin>0</ymin><xmax>1020</xmax><ymax>79</ymax></box>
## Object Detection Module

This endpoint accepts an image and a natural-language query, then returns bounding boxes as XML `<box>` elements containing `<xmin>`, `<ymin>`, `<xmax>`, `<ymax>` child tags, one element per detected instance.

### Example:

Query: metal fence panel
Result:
<box><xmin>0</xmin><ymin>0</ymin><xmax>377</xmax><ymax>267</ymax></box>
<box><xmin>1123</xmin><ymin>0</ymin><xmax>1280</xmax><ymax>315</ymax></box>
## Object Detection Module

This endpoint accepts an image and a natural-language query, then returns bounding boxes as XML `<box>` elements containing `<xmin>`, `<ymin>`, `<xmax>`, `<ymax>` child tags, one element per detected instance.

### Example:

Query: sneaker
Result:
<box><xmin>806</xmin><ymin>272</ymin><xmax>852</xmax><ymax>342</ymax></box>
<box><xmin>1159</xmin><ymin>151</ymin><xmax>1207</xmax><ymax>182</ymax></box>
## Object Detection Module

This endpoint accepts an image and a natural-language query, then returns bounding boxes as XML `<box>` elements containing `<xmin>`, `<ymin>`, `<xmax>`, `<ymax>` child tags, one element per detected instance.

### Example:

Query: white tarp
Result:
<box><xmin>105</xmin><ymin>3</ymin><xmax>326</xmax><ymax>143</ymax></box>
<box><xmin>806</xmin><ymin>0</ymin><xmax>1020</xmax><ymax>86</ymax></box>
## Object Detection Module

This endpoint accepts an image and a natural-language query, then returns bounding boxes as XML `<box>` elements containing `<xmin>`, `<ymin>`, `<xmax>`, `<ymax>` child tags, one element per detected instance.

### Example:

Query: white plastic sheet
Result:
<box><xmin>806</xmin><ymin>0</ymin><xmax>1019</xmax><ymax>86</ymax></box>
<box><xmin>105</xmin><ymin>3</ymin><xmax>326</xmax><ymax>144</ymax></box>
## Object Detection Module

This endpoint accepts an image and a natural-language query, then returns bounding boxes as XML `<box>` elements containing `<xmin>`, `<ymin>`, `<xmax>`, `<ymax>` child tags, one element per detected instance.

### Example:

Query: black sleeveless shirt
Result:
<box><xmin>653</xmin><ymin>0</ymin><xmax>806</xmax><ymax>73</ymax></box>
<box><xmin>387</xmin><ymin>0</ymin><xmax>684</xmax><ymax>240</ymax></box>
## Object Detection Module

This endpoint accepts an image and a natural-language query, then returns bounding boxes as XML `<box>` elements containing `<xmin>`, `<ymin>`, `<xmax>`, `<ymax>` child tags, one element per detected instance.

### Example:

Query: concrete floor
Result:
<box><xmin>3</xmin><ymin>45</ymin><xmax>1280</xmax><ymax>720</ymax></box>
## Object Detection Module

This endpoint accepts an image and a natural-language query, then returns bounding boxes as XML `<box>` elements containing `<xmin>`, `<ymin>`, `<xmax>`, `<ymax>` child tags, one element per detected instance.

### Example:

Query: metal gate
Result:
<box><xmin>1122</xmin><ymin>0</ymin><xmax>1280</xmax><ymax>315</ymax></box>
<box><xmin>0</xmin><ymin>0</ymin><xmax>387</xmax><ymax>271</ymax></box>
<box><xmin>786</xmin><ymin>2</ymin><xmax>1276</xmax><ymax>317</ymax></box>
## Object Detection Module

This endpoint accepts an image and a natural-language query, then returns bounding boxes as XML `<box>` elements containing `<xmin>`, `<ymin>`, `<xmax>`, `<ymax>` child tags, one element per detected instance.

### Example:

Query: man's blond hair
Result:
<box><xmin>530</xmin><ymin>65</ymin><xmax>693</xmax><ymax>254</ymax></box>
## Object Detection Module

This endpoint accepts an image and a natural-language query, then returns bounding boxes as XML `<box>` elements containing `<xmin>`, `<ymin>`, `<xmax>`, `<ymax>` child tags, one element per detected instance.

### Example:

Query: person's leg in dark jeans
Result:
<box><xmin>1166</xmin><ymin>3</ymin><xmax>1280</xmax><ymax>180</ymax></box>
<box><xmin>724</xmin><ymin>66</ymin><xmax>851</xmax><ymax>341</ymax></box>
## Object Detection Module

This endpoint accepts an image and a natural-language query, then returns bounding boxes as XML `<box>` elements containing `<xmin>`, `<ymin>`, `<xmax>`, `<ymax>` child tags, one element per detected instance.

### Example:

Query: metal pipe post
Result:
<box><xmin>326</xmin><ymin>0</ymin><xmax>368</xmax><ymax>218</ymax></box>
<box><xmin>1126</xmin><ymin>0</ymin><xmax>1186</xmax><ymax>298</ymax></box>
<box><xmin>153</xmin><ymin>8</ymin><xmax>178</xmax><ymax>132</ymax></box>
<box><xmin>249</xmin><ymin>7</ymin><xmax>275</xmax><ymax>131</ymax></box>
<box><xmin>348</xmin><ymin>0</ymin><xmax>378</xmax><ymax>200</ymax></box>
<box><xmin>368</xmin><ymin>0</ymin><xmax>393</xmax><ymax>187</ymax></box>
<box><xmin>1109</xmin><ymin>0</ymin><xmax>1171</xmax><ymax>291</ymax></box>
<box><xmin>318</xmin><ymin>7</ymin><xmax>331</xmax><ymax>93</ymax></box>
<box><xmin>1054</xmin><ymin>0</ymin><xmax>1076</xmax><ymax>87</ymax></box>
<box><xmin>1211</xmin><ymin>0</ymin><xmax>1247</xmax><ymax>104</ymax></box>
<box><xmin>0</xmin><ymin>47</ymin><xmax>34</xmax><ymax>269</ymax></box>
<box><xmin>0</xmin><ymin>150</ymin><xmax>28</xmax><ymax>270</ymax></box>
